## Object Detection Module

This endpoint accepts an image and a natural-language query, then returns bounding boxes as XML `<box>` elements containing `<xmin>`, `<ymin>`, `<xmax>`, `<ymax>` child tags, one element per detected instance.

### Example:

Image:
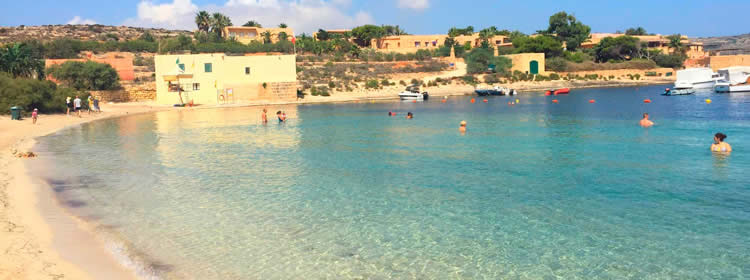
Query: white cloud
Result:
<box><xmin>123</xmin><ymin>0</ymin><xmax>373</xmax><ymax>34</ymax></box>
<box><xmin>67</xmin><ymin>16</ymin><xmax>97</xmax><ymax>25</ymax></box>
<box><xmin>397</xmin><ymin>0</ymin><xmax>428</xmax><ymax>11</ymax></box>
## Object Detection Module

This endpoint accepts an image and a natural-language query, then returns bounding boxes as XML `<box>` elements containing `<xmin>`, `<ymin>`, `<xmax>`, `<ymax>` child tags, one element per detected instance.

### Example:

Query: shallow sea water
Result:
<box><xmin>35</xmin><ymin>86</ymin><xmax>750</xmax><ymax>279</ymax></box>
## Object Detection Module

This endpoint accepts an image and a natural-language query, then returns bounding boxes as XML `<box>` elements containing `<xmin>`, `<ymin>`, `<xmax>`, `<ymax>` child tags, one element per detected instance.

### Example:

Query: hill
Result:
<box><xmin>0</xmin><ymin>24</ymin><xmax>191</xmax><ymax>43</ymax></box>
<box><xmin>694</xmin><ymin>33</ymin><xmax>750</xmax><ymax>55</ymax></box>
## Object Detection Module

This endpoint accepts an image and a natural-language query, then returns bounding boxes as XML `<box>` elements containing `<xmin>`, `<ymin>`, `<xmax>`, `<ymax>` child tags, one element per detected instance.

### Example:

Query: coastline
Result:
<box><xmin>0</xmin><ymin>78</ymin><xmax>672</xmax><ymax>280</ymax></box>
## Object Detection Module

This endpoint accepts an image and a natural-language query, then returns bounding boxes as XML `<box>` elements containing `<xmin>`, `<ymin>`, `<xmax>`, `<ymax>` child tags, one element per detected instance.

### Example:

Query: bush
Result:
<box><xmin>461</xmin><ymin>75</ymin><xmax>478</xmax><ymax>85</ymax></box>
<box><xmin>653</xmin><ymin>54</ymin><xmax>686</xmax><ymax>68</ymax></box>
<box><xmin>484</xmin><ymin>74</ymin><xmax>500</xmax><ymax>84</ymax></box>
<box><xmin>365</xmin><ymin>80</ymin><xmax>380</xmax><ymax>89</ymax></box>
<box><xmin>564</xmin><ymin>51</ymin><xmax>592</xmax><ymax>63</ymax></box>
<box><xmin>410</xmin><ymin>78</ymin><xmax>420</xmax><ymax>85</ymax></box>
<box><xmin>549</xmin><ymin>73</ymin><xmax>560</xmax><ymax>80</ymax></box>
<box><xmin>645</xmin><ymin>71</ymin><xmax>657</xmax><ymax>76</ymax></box>
<box><xmin>545</xmin><ymin>57</ymin><xmax>568</xmax><ymax>72</ymax></box>
<box><xmin>381</xmin><ymin>79</ymin><xmax>390</xmax><ymax>86</ymax></box>
<box><xmin>0</xmin><ymin>73</ymin><xmax>82</xmax><ymax>114</ymax></box>
<box><xmin>399</xmin><ymin>80</ymin><xmax>406</xmax><ymax>86</ymax></box>
<box><xmin>564</xmin><ymin>59</ymin><xmax>657</xmax><ymax>72</ymax></box>
<box><xmin>328</xmin><ymin>81</ymin><xmax>336</xmax><ymax>89</ymax></box>
<box><xmin>47</xmin><ymin>61</ymin><xmax>120</xmax><ymax>90</ymax></box>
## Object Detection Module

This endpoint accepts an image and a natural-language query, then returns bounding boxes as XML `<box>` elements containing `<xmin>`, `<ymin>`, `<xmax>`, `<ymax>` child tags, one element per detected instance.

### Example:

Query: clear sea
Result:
<box><xmin>33</xmin><ymin>85</ymin><xmax>750</xmax><ymax>279</ymax></box>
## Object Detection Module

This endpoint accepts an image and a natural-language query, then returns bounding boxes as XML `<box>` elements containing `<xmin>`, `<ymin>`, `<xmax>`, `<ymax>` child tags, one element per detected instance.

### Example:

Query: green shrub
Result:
<box><xmin>328</xmin><ymin>81</ymin><xmax>336</xmax><ymax>89</ymax></box>
<box><xmin>365</xmin><ymin>80</ymin><xmax>380</xmax><ymax>89</ymax></box>
<box><xmin>461</xmin><ymin>75</ymin><xmax>478</xmax><ymax>85</ymax></box>
<box><xmin>653</xmin><ymin>54</ymin><xmax>686</xmax><ymax>68</ymax></box>
<box><xmin>545</xmin><ymin>57</ymin><xmax>568</xmax><ymax>72</ymax></box>
<box><xmin>549</xmin><ymin>73</ymin><xmax>560</xmax><ymax>80</ymax></box>
<box><xmin>0</xmin><ymin>73</ymin><xmax>82</xmax><ymax>114</ymax></box>
<box><xmin>47</xmin><ymin>61</ymin><xmax>120</xmax><ymax>90</ymax></box>
<box><xmin>399</xmin><ymin>80</ymin><xmax>406</xmax><ymax>86</ymax></box>
<box><xmin>381</xmin><ymin>79</ymin><xmax>390</xmax><ymax>86</ymax></box>
<box><xmin>634</xmin><ymin>73</ymin><xmax>641</xmax><ymax>80</ymax></box>
<box><xmin>410</xmin><ymin>78</ymin><xmax>420</xmax><ymax>85</ymax></box>
<box><xmin>584</xmin><ymin>74</ymin><xmax>599</xmax><ymax>80</ymax></box>
<box><xmin>645</xmin><ymin>71</ymin><xmax>657</xmax><ymax>76</ymax></box>
<box><xmin>484</xmin><ymin>74</ymin><xmax>500</xmax><ymax>84</ymax></box>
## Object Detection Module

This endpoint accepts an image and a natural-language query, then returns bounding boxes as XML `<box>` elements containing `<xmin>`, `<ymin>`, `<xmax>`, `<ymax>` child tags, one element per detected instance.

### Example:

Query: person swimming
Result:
<box><xmin>261</xmin><ymin>108</ymin><xmax>268</xmax><ymax>123</ymax></box>
<box><xmin>406</xmin><ymin>112</ymin><xmax>413</xmax><ymax>119</ymax></box>
<box><xmin>459</xmin><ymin>120</ymin><xmax>466</xmax><ymax>134</ymax></box>
<box><xmin>276</xmin><ymin>111</ymin><xmax>285</xmax><ymax>122</ymax></box>
<box><xmin>639</xmin><ymin>113</ymin><xmax>654</xmax><ymax>127</ymax></box>
<box><xmin>711</xmin><ymin>132</ymin><xmax>732</xmax><ymax>153</ymax></box>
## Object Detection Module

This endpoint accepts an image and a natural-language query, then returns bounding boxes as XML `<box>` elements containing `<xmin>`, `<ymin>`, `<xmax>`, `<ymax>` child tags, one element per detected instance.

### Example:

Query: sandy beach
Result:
<box><xmin>0</xmin><ymin>78</ymin><xmax>672</xmax><ymax>280</ymax></box>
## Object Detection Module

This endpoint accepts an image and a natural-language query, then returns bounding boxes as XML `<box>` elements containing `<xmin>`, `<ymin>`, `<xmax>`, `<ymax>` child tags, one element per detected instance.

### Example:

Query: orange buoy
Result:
<box><xmin>589</xmin><ymin>99</ymin><xmax>596</xmax><ymax>103</ymax></box>
<box><xmin>471</xmin><ymin>98</ymin><xmax>476</xmax><ymax>103</ymax></box>
<box><xmin>483</xmin><ymin>99</ymin><xmax>488</xmax><ymax>103</ymax></box>
<box><xmin>441</xmin><ymin>99</ymin><xmax>447</xmax><ymax>103</ymax></box>
<box><xmin>552</xmin><ymin>99</ymin><xmax>559</xmax><ymax>103</ymax></box>
<box><xmin>644</xmin><ymin>99</ymin><xmax>651</xmax><ymax>103</ymax></box>
<box><xmin>412</xmin><ymin>100</ymin><xmax>417</xmax><ymax>103</ymax></box>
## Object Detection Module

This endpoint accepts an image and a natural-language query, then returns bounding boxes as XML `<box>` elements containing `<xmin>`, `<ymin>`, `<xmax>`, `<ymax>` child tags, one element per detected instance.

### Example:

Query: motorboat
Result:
<box><xmin>475</xmin><ymin>86</ymin><xmax>516</xmax><ymax>96</ymax></box>
<box><xmin>714</xmin><ymin>66</ymin><xmax>750</xmax><ymax>93</ymax></box>
<box><xmin>545</xmin><ymin>88</ymin><xmax>570</xmax><ymax>95</ymax></box>
<box><xmin>399</xmin><ymin>85</ymin><xmax>429</xmax><ymax>100</ymax></box>
<box><xmin>662</xmin><ymin>87</ymin><xmax>695</xmax><ymax>96</ymax></box>
<box><xmin>674</xmin><ymin>68</ymin><xmax>723</xmax><ymax>90</ymax></box>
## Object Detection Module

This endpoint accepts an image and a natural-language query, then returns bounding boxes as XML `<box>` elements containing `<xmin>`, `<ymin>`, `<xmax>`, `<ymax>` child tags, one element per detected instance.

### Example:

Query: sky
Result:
<box><xmin>1</xmin><ymin>0</ymin><xmax>749</xmax><ymax>38</ymax></box>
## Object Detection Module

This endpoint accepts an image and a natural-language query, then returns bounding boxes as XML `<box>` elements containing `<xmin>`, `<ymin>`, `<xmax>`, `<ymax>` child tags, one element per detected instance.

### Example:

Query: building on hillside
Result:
<box><xmin>154</xmin><ymin>53</ymin><xmax>297</xmax><ymax>105</ymax></box>
<box><xmin>580</xmin><ymin>33</ymin><xmax>707</xmax><ymax>59</ymax></box>
<box><xmin>709</xmin><ymin>55</ymin><xmax>750</xmax><ymax>71</ymax></box>
<box><xmin>313</xmin><ymin>29</ymin><xmax>351</xmax><ymax>40</ymax></box>
<box><xmin>45</xmin><ymin>52</ymin><xmax>135</xmax><ymax>81</ymax></box>
<box><xmin>223</xmin><ymin>26</ymin><xmax>294</xmax><ymax>44</ymax></box>
<box><xmin>370</xmin><ymin>33</ymin><xmax>513</xmax><ymax>53</ymax></box>
<box><xmin>503</xmin><ymin>53</ymin><xmax>545</xmax><ymax>75</ymax></box>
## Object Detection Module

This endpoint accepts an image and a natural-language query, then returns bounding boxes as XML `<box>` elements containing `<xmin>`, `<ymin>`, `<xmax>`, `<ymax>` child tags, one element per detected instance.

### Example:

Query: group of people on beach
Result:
<box><xmin>260</xmin><ymin>108</ymin><xmax>287</xmax><ymax>123</ymax></box>
<box><xmin>65</xmin><ymin>96</ymin><xmax>101</xmax><ymax>118</ymax></box>
<box><xmin>640</xmin><ymin>112</ymin><xmax>731</xmax><ymax>153</ymax></box>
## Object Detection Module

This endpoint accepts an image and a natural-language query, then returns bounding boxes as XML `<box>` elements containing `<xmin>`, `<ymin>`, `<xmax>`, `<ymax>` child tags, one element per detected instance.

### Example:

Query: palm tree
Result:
<box><xmin>195</xmin><ymin>11</ymin><xmax>211</xmax><ymax>32</ymax></box>
<box><xmin>261</xmin><ymin>31</ymin><xmax>273</xmax><ymax>44</ymax></box>
<box><xmin>0</xmin><ymin>43</ymin><xmax>44</xmax><ymax>79</ymax></box>
<box><xmin>279</xmin><ymin>23</ymin><xmax>288</xmax><ymax>28</ymax></box>
<box><xmin>211</xmin><ymin>13</ymin><xmax>233</xmax><ymax>37</ymax></box>
<box><xmin>243</xmin><ymin>20</ymin><xmax>262</xmax><ymax>27</ymax></box>
<box><xmin>666</xmin><ymin>34</ymin><xmax>686</xmax><ymax>54</ymax></box>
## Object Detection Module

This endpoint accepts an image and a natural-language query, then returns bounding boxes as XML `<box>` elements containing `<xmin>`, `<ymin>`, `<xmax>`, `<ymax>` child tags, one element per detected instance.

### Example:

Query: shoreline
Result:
<box><xmin>0</xmin><ymin>79</ymin><xmax>671</xmax><ymax>279</ymax></box>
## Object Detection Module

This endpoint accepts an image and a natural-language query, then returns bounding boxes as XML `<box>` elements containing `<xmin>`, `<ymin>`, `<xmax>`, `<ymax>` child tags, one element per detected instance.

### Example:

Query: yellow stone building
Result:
<box><xmin>580</xmin><ymin>33</ymin><xmax>707</xmax><ymax>59</ymax></box>
<box><xmin>155</xmin><ymin>53</ymin><xmax>297</xmax><ymax>105</ymax></box>
<box><xmin>371</xmin><ymin>33</ymin><xmax>513</xmax><ymax>53</ymax></box>
<box><xmin>503</xmin><ymin>53</ymin><xmax>546</xmax><ymax>75</ymax></box>
<box><xmin>223</xmin><ymin>26</ymin><xmax>294</xmax><ymax>44</ymax></box>
<box><xmin>709</xmin><ymin>55</ymin><xmax>750</xmax><ymax>71</ymax></box>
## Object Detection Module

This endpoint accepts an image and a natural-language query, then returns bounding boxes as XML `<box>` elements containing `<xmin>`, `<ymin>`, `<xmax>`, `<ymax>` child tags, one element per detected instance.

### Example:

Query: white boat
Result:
<box><xmin>674</xmin><ymin>68</ymin><xmax>723</xmax><ymax>90</ymax></box>
<box><xmin>714</xmin><ymin>66</ymin><xmax>750</xmax><ymax>93</ymax></box>
<box><xmin>398</xmin><ymin>85</ymin><xmax>429</xmax><ymax>100</ymax></box>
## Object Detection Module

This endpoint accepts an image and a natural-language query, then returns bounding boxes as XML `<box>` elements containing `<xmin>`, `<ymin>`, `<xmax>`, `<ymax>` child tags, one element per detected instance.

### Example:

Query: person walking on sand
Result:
<box><xmin>32</xmin><ymin>108</ymin><xmax>38</xmax><ymax>124</ymax></box>
<box><xmin>87</xmin><ymin>96</ymin><xmax>94</xmax><ymax>115</ymax></box>
<box><xmin>711</xmin><ymin>132</ymin><xmax>732</xmax><ymax>153</ymax></box>
<box><xmin>66</xmin><ymin>96</ymin><xmax>72</xmax><ymax>116</ymax></box>
<box><xmin>74</xmin><ymin>96</ymin><xmax>82</xmax><ymax>117</ymax></box>
<box><xmin>640</xmin><ymin>113</ymin><xmax>654</xmax><ymax>127</ymax></box>
<box><xmin>93</xmin><ymin>97</ymin><xmax>100</xmax><ymax>113</ymax></box>
<box><xmin>261</xmin><ymin>108</ymin><xmax>268</xmax><ymax>123</ymax></box>
<box><xmin>459</xmin><ymin>120</ymin><xmax>467</xmax><ymax>134</ymax></box>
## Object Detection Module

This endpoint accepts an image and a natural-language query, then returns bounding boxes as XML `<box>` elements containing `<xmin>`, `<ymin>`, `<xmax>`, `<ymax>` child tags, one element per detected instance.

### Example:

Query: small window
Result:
<box><xmin>178</xmin><ymin>63</ymin><xmax>185</xmax><ymax>71</ymax></box>
<box><xmin>192</xmin><ymin>83</ymin><xmax>200</xmax><ymax>91</ymax></box>
<box><xmin>432</xmin><ymin>41</ymin><xmax>437</xmax><ymax>46</ymax></box>
<box><xmin>245</xmin><ymin>67</ymin><xmax>251</xmax><ymax>75</ymax></box>
<box><xmin>415</xmin><ymin>42</ymin><xmax>420</xmax><ymax>47</ymax></box>
<box><xmin>204</xmin><ymin>63</ymin><xmax>212</xmax><ymax>73</ymax></box>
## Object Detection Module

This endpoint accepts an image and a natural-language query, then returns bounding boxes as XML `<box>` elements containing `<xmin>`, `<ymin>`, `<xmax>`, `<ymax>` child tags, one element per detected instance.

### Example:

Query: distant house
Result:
<box><xmin>45</xmin><ymin>52</ymin><xmax>135</xmax><ymax>81</ymax></box>
<box><xmin>370</xmin><ymin>33</ymin><xmax>513</xmax><ymax>53</ymax></box>
<box><xmin>223</xmin><ymin>26</ymin><xmax>295</xmax><ymax>44</ymax></box>
<box><xmin>154</xmin><ymin>53</ymin><xmax>297</xmax><ymax>105</ymax></box>
<box><xmin>581</xmin><ymin>33</ymin><xmax>707</xmax><ymax>59</ymax></box>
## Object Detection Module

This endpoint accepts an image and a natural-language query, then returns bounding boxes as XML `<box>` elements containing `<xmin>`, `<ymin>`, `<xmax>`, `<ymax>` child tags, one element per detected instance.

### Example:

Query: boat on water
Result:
<box><xmin>714</xmin><ymin>66</ymin><xmax>750</xmax><ymax>93</ymax></box>
<box><xmin>674</xmin><ymin>68</ymin><xmax>723</xmax><ymax>90</ymax></box>
<box><xmin>475</xmin><ymin>86</ymin><xmax>516</xmax><ymax>96</ymax></box>
<box><xmin>398</xmin><ymin>85</ymin><xmax>429</xmax><ymax>100</ymax></box>
<box><xmin>662</xmin><ymin>87</ymin><xmax>695</xmax><ymax>96</ymax></box>
<box><xmin>545</xmin><ymin>88</ymin><xmax>570</xmax><ymax>95</ymax></box>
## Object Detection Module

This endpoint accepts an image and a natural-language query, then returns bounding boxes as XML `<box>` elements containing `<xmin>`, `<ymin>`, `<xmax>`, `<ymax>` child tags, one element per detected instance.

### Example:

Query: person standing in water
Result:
<box><xmin>711</xmin><ymin>133</ymin><xmax>732</xmax><ymax>153</ymax></box>
<box><xmin>261</xmin><ymin>108</ymin><xmax>268</xmax><ymax>123</ymax></box>
<box><xmin>640</xmin><ymin>113</ymin><xmax>654</xmax><ymax>127</ymax></box>
<box><xmin>406</xmin><ymin>112</ymin><xmax>413</xmax><ymax>119</ymax></box>
<box><xmin>459</xmin><ymin>121</ymin><xmax>467</xmax><ymax>134</ymax></box>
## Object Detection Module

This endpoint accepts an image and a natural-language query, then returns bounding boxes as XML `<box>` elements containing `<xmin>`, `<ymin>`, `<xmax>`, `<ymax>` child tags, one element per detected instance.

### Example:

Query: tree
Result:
<box><xmin>464</xmin><ymin>47</ymin><xmax>512</xmax><ymax>74</ymax></box>
<box><xmin>512</xmin><ymin>35</ymin><xmax>564</xmax><ymax>58</ymax></box>
<box><xmin>382</xmin><ymin>25</ymin><xmax>408</xmax><ymax>36</ymax></box>
<box><xmin>592</xmin><ymin>36</ymin><xmax>639</xmax><ymax>62</ymax></box>
<box><xmin>0</xmin><ymin>73</ymin><xmax>79</xmax><ymax>114</ymax></box>
<box><xmin>653</xmin><ymin>53</ymin><xmax>686</xmax><ymax>68</ymax></box>
<box><xmin>195</xmin><ymin>11</ymin><xmax>211</xmax><ymax>32</ymax></box>
<box><xmin>316</xmin><ymin>29</ymin><xmax>330</xmax><ymax>41</ymax></box>
<box><xmin>261</xmin><ymin>31</ymin><xmax>273</xmax><ymax>44</ymax></box>
<box><xmin>543</xmin><ymin>11</ymin><xmax>591</xmax><ymax>51</ymax></box>
<box><xmin>0</xmin><ymin>43</ymin><xmax>45</xmax><ymax>79</ymax></box>
<box><xmin>278</xmin><ymin>32</ymin><xmax>289</xmax><ymax>42</ymax></box>
<box><xmin>139</xmin><ymin>32</ymin><xmax>156</xmax><ymax>42</ymax></box>
<box><xmin>47</xmin><ymin>61</ymin><xmax>120</xmax><ymax>90</ymax></box>
<box><xmin>211</xmin><ymin>13</ymin><xmax>233</xmax><ymax>37</ymax></box>
<box><xmin>666</xmin><ymin>34</ymin><xmax>686</xmax><ymax>54</ymax></box>
<box><xmin>448</xmin><ymin>26</ymin><xmax>474</xmax><ymax>37</ymax></box>
<box><xmin>278</xmin><ymin>23</ymin><xmax>288</xmax><ymax>28</ymax></box>
<box><xmin>351</xmin><ymin>25</ymin><xmax>385</xmax><ymax>47</ymax></box>
<box><xmin>243</xmin><ymin>20</ymin><xmax>262</xmax><ymax>27</ymax></box>
<box><xmin>625</xmin><ymin>27</ymin><xmax>648</xmax><ymax>36</ymax></box>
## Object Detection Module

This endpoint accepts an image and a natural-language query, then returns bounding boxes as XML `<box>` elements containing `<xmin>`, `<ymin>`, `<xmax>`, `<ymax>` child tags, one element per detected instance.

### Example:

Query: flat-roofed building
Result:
<box><xmin>223</xmin><ymin>26</ymin><xmax>294</xmax><ymax>44</ymax></box>
<box><xmin>371</xmin><ymin>33</ymin><xmax>513</xmax><ymax>53</ymax></box>
<box><xmin>155</xmin><ymin>53</ymin><xmax>297</xmax><ymax>105</ymax></box>
<box><xmin>580</xmin><ymin>33</ymin><xmax>707</xmax><ymax>59</ymax></box>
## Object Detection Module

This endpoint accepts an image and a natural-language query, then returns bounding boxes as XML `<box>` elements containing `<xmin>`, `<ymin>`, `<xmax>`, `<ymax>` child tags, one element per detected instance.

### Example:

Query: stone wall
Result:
<box><xmin>89</xmin><ymin>83</ymin><xmax>156</xmax><ymax>103</ymax></box>
<box><xmin>260</xmin><ymin>82</ymin><xmax>297</xmax><ymax>101</ymax></box>
<box><xmin>558</xmin><ymin>68</ymin><xmax>676</xmax><ymax>80</ymax></box>
<box><xmin>709</xmin><ymin>55</ymin><xmax>750</xmax><ymax>71</ymax></box>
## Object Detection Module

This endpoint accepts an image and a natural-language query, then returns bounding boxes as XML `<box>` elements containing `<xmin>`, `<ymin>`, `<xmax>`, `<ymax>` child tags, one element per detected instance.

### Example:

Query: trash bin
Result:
<box><xmin>10</xmin><ymin>106</ymin><xmax>21</xmax><ymax>120</ymax></box>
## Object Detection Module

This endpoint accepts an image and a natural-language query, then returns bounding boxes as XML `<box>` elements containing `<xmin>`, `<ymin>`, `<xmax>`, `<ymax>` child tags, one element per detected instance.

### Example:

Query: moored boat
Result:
<box><xmin>714</xmin><ymin>66</ymin><xmax>750</xmax><ymax>93</ymax></box>
<box><xmin>545</xmin><ymin>88</ymin><xmax>570</xmax><ymax>95</ymax></box>
<box><xmin>674</xmin><ymin>68</ymin><xmax>723</xmax><ymax>90</ymax></box>
<box><xmin>475</xmin><ymin>86</ymin><xmax>516</xmax><ymax>96</ymax></box>
<box><xmin>661</xmin><ymin>87</ymin><xmax>695</xmax><ymax>96</ymax></box>
<box><xmin>399</xmin><ymin>85</ymin><xmax>429</xmax><ymax>100</ymax></box>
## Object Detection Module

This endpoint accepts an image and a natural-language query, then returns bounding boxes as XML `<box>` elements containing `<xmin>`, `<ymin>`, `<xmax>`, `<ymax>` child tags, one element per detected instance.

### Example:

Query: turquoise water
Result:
<box><xmin>35</xmin><ymin>86</ymin><xmax>750</xmax><ymax>279</ymax></box>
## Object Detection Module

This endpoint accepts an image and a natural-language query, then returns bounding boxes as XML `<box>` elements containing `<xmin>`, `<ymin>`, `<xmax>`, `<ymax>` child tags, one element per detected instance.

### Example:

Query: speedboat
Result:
<box><xmin>714</xmin><ymin>66</ymin><xmax>750</xmax><ymax>93</ymax></box>
<box><xmin>475</xmin><ymin>86</ymin><xmax>516</xmax><ymax>96</ymax></box>
<box><xmin>399</xmin><ymin>85</ymin><xmax>429</xmax><ymax>100</ymax></box>
<box><xmin>545</xmin><ymin>88</ymin><xmax>569</xmax><ymax>95</ymax></box>
<box><xmin>662</xmin><ymin>87</ymin><xmax>695</xmax><ymax>96</ymax></box>
<box><xmin>674</xmin><ymin>68</ymin><xmax>723</xmax><ymax>90</ymax></box>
